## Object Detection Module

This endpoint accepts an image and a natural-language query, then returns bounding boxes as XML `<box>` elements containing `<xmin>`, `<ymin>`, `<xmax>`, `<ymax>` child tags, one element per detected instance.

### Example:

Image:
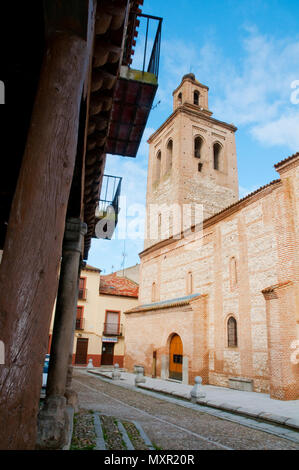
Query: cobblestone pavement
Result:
<box><xmin>72</xmin><ymin>369</ymin><xmax>299</xmax><ymax>451</ymax></box>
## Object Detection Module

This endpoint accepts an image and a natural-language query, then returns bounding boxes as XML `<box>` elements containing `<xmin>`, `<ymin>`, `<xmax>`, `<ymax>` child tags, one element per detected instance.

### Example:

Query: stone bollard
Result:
<box><xmin>190</xmin><ymin>376</ymin><xmax>206</xmax><ymax>403</ymax></box>
<box><xmin>135</xmin><ymin>366</ymin><xmax>146</xmax><ymax>386</ymax></box>
<box><xmin>112</xmin><ymin>363</ymin><xmax>121</xmax><ymax>380</ymax></box>
<box><xmin>86</xmin><ymin>358</ymin><xmax>94</xmax><ymax>369</ymax></box>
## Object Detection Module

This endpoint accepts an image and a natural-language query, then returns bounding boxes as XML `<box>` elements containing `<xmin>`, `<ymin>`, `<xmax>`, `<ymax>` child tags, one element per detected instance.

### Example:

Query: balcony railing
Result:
<box><xmin>76</xmin><ymin>318</ymin><xmax>85</xmax><ymax>330</ymax></box>
<box><xmin>98</xmin><ymin>174</ymin><xmax>122</xmax><ymax>215</ymax></box>
<box><xmin>106</xmin><ymin>12</ymin><xmax>163</xmax><ymax>158</ymax></box>
<box><xmin>124</xmin><ymin>12</ymin><xmax>163</xmax><ymax>78</ymax></box>
<box><xmin>103</xmin><ymin>323</ymin><xmax>123</xmax><ymax>336</ymax></box>
<box><xmin>94</xmin><ymin>175</ymin><xmax>122</xmax><ymax>240</ymax></box>
<box><xmin>78</xmin><ymin>287</ymin><xmax>87</xmax><ymax>300</ymax></box>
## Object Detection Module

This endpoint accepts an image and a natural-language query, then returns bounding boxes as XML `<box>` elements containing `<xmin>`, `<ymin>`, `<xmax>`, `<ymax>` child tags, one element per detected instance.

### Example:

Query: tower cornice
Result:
<box><xmin>147</xmin><ymin>104</ymin><xmax>237</xmax><ymax>144</ymax></box>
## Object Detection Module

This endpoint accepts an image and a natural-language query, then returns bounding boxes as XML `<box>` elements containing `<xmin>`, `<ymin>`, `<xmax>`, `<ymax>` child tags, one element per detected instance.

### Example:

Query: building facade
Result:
<box><xmin>124</xmin><ymin>74</ymin><xmax>299</xmax><ymax>401</ymax></box>
<box><xmin>49</xmin><ymin>265</ymin><xmax>139</xmax><ymax>368</ymax></box>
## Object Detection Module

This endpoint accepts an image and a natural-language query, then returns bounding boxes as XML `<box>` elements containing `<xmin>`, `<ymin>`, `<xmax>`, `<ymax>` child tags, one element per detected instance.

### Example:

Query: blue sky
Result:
<box><xmin>88</xmin><ymin>0</ymin><xmax>299</xmax><ymax>274</ymax></box>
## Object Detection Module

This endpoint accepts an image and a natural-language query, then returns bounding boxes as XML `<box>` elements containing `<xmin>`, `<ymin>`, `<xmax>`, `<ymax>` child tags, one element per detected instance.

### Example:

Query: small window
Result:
<box><xmin>166</xmin><ymin>139</ymin><xmax>173</xmax><ymax>173</ymax></box>
<box><xmin>173</xmin><ymin>354</ymin><xmax>183</xmax><ymax>364</ymax></box>
<box><xmin>186</xmin><ymin>271</ymin><xmax>193</xmax><ymax>295</ymax></box>
<box><xmin>227</xmin><ymin>316</ymin><xmax>238</xmax><ymax>347</ymax></box>
<box><xmin>151</xmin><ymin>282</ymin><xmax>157</xmax><ymax>302</ymax></box>
<box><xmin>229</xmin><ymin>257</ymin><xmax>238</xmax><ymax>290</ymax></box>
<box><xmin>194</xmin><ymin>136</ymin><xmax>203</xmax><ymax>159</ymax></box>
<box><xmin>194</xmin><ymin>90</ymin><xmax>199</xmax><ymax>105</ymax></box>
<box><xmin>213</xmin><ymin>142</ymin><xmax>221</xmax><ymax>170</ymax></box>
<box><xmin>178</xmin><ymin>92</ymin><xmax>182</xmax><ymax>105</ymax></box>
<box><xmin>154</xmin><ymin>150</ymin><xmax>161</xmax><ymax>184</ymax></box>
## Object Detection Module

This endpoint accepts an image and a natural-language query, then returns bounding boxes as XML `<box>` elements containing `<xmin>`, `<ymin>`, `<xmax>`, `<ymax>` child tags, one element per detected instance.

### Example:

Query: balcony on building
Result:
<box><xmin>103</xmin><ymin>322</ymin><xmax>123</xmax><ymax>337</ymax></box>
<box><xmin>94</xmin><ymin>174</ymin><xmax>122</xmax><ymax>240</ymax></box>
<box><xmin>106</xmin><ymin>12</ymin><xmax>163</xmax><ymax>158</ymax></box>
<box><xmin>76</xmin><ymin>318</ymin><xmax>85</xmax><ymax>331</ymax></box>
<box><xmin>78</xmin><ymin>287</ymin><xmax>88</xmax><ymax>301</ymax></box>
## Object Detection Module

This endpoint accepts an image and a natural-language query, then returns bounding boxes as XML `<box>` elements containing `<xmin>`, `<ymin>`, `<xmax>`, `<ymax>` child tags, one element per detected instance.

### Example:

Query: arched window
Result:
<box><xmin>151</xmin><ymin>282</ymin><xmax>157</xmax><ymax>302</ymax></box>
<box><xmin>193</xmin><ymin>90</ymin><xmax>199</xmax><ymax>105</ymax></box>
<box><xmin>178</xmin><ymin>92</ymin><xmax>182</xmax><ymax>105</ymax></box>
<box><xmin>213</xmin><ymin>142</ymin><xmax>221</xmax><ymax>170</ymax></box>
<box><xmin>194</xmin><ymin>136</ymin><xmax>203</xmax><ymax>159</ymax></box>
<box><xmin>166</xmin><ymin>139</ymin><xmax>173</xmax><ymax>174</ymax></box>
<box><xmin>186</xmin><ymin>271</ymin><xmax>193</xmax><ymax>295</ymax></box>
<box><xmin>227</xmin><ymin>316</ymin><xmax>238</xmax><ymax>347</ymax></box>
<box><xmin>229</xmin><ymin>257</ymin><xmax>238</xmax><ymax>290</ymax></box>
<box><xmin>154</xmin><ymin>150</ymin><xmax>161</xmax><ymax>184</ymax></box>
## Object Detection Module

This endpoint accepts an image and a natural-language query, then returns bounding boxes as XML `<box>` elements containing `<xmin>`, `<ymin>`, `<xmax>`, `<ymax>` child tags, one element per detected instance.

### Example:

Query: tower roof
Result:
<box><xmin>172</xmin><ymin>73</ymin><xmax>209</xmax><ymax>95</ymax></box>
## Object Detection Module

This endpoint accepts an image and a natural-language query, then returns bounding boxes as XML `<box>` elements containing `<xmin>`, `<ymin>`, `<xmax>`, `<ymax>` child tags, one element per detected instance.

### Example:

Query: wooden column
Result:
<box><xmin>46</xmin><ymin>219</ymin><xmax>87</xmax><ymax>398</ymax></box>
<box><xmin>36</xmin><ymin>218</ymin><xmax>86</xmax><ymax>449</ymax></box>
<box><xmin>0</xmin><ymin>32</ymin><xmax>88</xmax><ymax>449</ymax></box>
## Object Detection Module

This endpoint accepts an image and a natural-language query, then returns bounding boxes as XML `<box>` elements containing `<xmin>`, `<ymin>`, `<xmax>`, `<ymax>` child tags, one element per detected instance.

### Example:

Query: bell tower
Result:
<box><xmin>144</xmin><ymin>73</ymin><xmax>239</xmax><ymax>249</ymax></box>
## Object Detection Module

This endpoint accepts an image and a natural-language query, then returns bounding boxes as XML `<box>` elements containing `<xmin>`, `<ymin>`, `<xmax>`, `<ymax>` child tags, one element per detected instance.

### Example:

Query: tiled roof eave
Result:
<box><xmin>274</xmin><ymin>152</ymin><xmax>299</xmax><ymax>172</ymax></box>
<box><xmin>124</xmin><ymin>293</ymin><xmax>201</xmax><ymax>314</ymax></box>
<box><xmin>99</xmin><ymin>290</ymin><xmax>138</xmax><ymax>298</ymax></box>
<box><xmin>139</xmin><ymin>178</ymin><xmax>282</xmax><ymax>259</ymax></box>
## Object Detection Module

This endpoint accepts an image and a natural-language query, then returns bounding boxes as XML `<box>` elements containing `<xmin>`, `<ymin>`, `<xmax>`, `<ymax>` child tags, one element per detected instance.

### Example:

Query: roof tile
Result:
<box><xmin>100</xmin><ymin>272</ymin><xmax>138</xmax><ymax>298</ymax></box>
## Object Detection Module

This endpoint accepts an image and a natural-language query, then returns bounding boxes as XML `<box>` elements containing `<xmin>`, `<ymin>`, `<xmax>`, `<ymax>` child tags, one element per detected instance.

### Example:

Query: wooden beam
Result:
<box><xmin>43</xmin><ymin>0</ymin><xmax>90</xmax><ymax>39</ymax></box>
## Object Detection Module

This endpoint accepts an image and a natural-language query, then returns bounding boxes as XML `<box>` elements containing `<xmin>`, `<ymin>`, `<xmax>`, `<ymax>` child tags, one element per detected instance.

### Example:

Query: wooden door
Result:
<box><xmin>169</xmin><ymin>334</ymin><xmax>183</xmax><ymax>380</ymax></box>
<box><xmin>75</xmin><ymin>338</ymin><xmax>88</xmax><ymax>365</ymax></box>
<box><xmin>101</xmin><ymin>342</ymin><xmax>114</xmax><ymax>365</ymax></box>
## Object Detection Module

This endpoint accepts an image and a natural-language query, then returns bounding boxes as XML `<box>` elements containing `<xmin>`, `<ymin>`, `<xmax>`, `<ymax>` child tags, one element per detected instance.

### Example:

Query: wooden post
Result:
<box><xmin>36</xmin><ymin>218</ymin><xmax>87</xmax><ymax>449</ymax></box>
<box><xmin>0</xmin><ymin>31</ymin><xmax>88</xmax><ymax>449</ymax></box>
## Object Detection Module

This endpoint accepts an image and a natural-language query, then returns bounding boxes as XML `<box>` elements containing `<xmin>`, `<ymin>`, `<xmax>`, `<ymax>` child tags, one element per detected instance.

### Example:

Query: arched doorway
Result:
<box><xmin>169</xmin><ymin>334</ymin><xmax>183</xmax><ymax>381</ymax></box>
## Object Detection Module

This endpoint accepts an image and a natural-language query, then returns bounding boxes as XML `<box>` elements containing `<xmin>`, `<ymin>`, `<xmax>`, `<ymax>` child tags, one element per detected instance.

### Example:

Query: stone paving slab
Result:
<box><xmin>93</xmin><ymin>413</ymin><xmax>106</xmax><ymax>450</ymax></box>
<box><xmin>117</xmin><ymin>420</ymin><xmax>135</xmax><ymax>450</ymax></box>
<box><xmin>86</xmin><ymin>368</ymin><xmax>299</xmax><ymax>431</ymax></box>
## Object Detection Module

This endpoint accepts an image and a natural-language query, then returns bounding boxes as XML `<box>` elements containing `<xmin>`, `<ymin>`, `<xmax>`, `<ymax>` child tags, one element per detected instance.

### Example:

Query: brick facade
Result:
<box><xmin>124</xmin><ymin>75</ymin><xmax>299</xmax><ymax>400</ymax></box>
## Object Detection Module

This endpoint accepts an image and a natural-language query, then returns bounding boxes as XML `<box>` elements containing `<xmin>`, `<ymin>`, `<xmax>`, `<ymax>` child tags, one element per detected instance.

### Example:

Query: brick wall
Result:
<box><xmin>125</xmin><ymin>160</ymin><xmax>299</xmax><ymax>398</ymax></box>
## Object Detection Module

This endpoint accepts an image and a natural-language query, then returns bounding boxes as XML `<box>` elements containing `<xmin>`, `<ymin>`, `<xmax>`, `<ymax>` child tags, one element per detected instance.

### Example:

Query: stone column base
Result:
<box><xmin>36</xmin><ymin>395</ymin><xmax>70</xmax><ymax>449</ymax></box>
<box><xmin>65</xmin><ymin>389</ymin><xmax>79</xmax><ymax>413</ymax></box>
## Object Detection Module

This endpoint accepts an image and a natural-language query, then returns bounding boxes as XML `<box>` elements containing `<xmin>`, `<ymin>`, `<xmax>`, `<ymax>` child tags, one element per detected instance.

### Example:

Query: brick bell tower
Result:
<box><xmin>144</xmin><ymin>73</ymin><xmax>239</xmax><ymax>249</ymax></box>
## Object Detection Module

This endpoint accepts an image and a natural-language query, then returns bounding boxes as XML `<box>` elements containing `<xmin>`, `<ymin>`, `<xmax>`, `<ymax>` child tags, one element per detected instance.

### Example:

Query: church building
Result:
<box><xmin>124</xmin><ymin>73</ymin><xmax>299</xmax><ymax>400</ymax></box>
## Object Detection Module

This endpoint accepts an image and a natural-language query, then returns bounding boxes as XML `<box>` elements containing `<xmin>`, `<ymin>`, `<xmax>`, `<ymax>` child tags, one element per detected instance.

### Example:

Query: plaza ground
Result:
<box><xmin>72</xmin><ymin>369</ymin><xmax>299</xmax><ymax>450</ymax></box>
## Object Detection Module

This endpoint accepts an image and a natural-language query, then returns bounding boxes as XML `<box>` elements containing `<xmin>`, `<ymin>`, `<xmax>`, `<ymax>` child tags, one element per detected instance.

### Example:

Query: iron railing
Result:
<box><xmin>125</xmin><ymin>12</ymin><xmax>162</xmax><ymax>78</ymax></box>
<box><xmin>103</xmin><ymin>323</ymin><xmax>123</xmax><ymax>336</ymax></box>
<box><xmin>98</xmin><ymin>174</ymin><xmax>122</xmax><ymax>217</ymax></box>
